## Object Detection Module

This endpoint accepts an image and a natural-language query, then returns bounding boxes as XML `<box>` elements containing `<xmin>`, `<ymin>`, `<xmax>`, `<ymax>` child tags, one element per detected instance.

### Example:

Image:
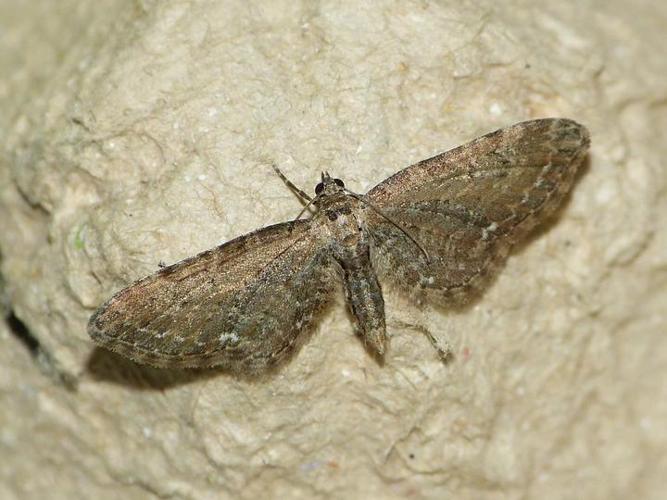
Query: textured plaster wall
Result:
<box><xmin>1</xmin><ymin>1</ymin><xmax>666</xmax><ymax>499</ymax></box>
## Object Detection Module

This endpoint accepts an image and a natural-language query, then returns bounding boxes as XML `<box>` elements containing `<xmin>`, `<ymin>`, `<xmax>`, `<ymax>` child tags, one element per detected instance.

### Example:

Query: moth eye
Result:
<box><xmin>334</xmin><ymin>178</ymin><xmax>345</xmax><ymax>188</ymax></box>
<box><xmin>315</xmin><ymin>182</ymin><xmax>324</xmax><ymax>195</ymax></box>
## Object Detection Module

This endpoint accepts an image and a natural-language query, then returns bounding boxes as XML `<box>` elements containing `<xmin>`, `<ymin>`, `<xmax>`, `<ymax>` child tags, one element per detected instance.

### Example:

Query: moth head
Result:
<box><xmin>315</xmin><ymin>171</ymin><xmax>345</xmax><ymax>197</ymax></box>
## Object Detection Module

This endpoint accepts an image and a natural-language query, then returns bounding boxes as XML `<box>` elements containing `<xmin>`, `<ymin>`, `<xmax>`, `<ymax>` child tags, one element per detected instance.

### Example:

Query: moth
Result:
<box><xmin>88</xmin><ymin>118</ymin><xmax>590</xmax><ymax>372</ymax></box>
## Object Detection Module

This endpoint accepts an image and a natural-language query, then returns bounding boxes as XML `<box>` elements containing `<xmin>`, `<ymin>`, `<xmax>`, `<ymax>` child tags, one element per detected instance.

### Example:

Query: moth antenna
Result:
<box><xmin>344</xmin><ymin>189</ymin><xmax>431</xmax><ymax>263</ymax></box>
<box><xmin>272</xmin><ymin>165</ymin><xmax>313</xmax><ymax>204</ymax></box>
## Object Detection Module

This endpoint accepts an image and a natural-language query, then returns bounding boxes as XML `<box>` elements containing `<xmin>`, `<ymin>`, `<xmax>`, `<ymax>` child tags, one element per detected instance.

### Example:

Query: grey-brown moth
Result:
<box><xmin>88</xmin><ymin>118</ymin><xmax>590</xmax><ymax>373</ymax></box>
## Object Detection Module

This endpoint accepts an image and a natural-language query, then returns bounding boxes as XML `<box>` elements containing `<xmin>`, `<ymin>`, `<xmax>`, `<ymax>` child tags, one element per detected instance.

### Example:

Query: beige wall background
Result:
<box><xmin>1</xmin><ymin>1</ymin><xmax>665</xmax><ymax>499</ymax></box>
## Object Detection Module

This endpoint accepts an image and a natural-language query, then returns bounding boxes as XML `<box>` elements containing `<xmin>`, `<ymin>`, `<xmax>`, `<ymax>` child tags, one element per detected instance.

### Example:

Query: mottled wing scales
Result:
<box><xmin>89</xmin><ymin>118</ymin><xmax>590</xmax><ymax>371</ymax></box>
<box><xmin>88</xmin><ymin>220</ymin><xmax>334</xmax><ymax>372</ymax></box>
<box><xmin>366</xmin><ymin>118</ymin><xmax>590</xmax><ymax>301</ymax></box>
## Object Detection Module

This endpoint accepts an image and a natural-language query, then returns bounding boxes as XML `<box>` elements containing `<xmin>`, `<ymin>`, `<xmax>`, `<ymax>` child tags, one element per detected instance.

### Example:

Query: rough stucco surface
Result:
<box><xmin>1</xmin><ymin>0</ymin><xmax>666</xmax><ymax>498</ymax></box>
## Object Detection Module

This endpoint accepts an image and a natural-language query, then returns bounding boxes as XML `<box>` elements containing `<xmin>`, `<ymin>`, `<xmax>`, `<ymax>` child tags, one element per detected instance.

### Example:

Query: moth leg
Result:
<box><xmin>335</xmin><ymin>246</ymin><xmax>387</xmax><ymax>358</ymax></box>
<box><xmin>272</xmin><ymin>164</ymin><xmax>313</xmax><ymax>203</ymax></box>
<box><xmin>423</xmin><ymin>328</ymin><xmax>453</xmax><ymax>363</ymax></box>
<box><xmin>393</xmin><ymin>320</ymin><xmax>453</xmax><ymax>364</ymax></box>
